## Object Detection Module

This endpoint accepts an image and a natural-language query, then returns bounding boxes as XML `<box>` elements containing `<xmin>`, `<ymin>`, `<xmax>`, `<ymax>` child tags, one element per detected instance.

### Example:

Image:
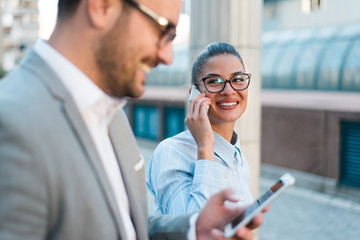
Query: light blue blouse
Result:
<box><xmin>146</xmin><ymin>130</ymin><xmax>253</xmax><ymax>216</ymax></box>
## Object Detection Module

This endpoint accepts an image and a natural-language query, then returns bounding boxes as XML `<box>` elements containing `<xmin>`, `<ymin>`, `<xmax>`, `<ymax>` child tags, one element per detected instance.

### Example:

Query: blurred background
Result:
<box><xmin>1</xmin><ymin>0</ymin><xmax>360</xmax><ymax>239</ymax></box>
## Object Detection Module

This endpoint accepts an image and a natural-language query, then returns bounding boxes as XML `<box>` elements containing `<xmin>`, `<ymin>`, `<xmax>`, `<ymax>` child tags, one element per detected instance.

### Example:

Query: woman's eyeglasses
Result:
<box><xmin>201</xmin><ymin>73</ymin><xmax>251</xmax><ymax>93</ymax></box>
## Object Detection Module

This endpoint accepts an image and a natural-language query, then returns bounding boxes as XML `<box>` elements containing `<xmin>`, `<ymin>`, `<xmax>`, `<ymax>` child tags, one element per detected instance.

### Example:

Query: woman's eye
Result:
<box><xmin>232</xmin><ymin>76</ymin><xmax>245</xmax><ymax>82</ymax></box>
<box><xmin>207</xmin><ymin>78</ymin><xmax>223</xmax><ymax>85</ymax></box>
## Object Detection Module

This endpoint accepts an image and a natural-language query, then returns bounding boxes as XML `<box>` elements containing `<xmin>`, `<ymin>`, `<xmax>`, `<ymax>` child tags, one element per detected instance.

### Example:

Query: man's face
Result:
<box><xmin>95</xmin><ymin>0</ymin><xmax>182</xmax><ymax>98</ymax></box>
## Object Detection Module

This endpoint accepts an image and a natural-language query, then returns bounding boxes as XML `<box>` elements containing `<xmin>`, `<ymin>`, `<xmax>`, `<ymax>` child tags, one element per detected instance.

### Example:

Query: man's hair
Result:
<box><xmin>191</xmin><ymin>42</ymin><xmax>244</xmax><ymax>86</ymax></box>
<box><xmin>57</xmin><ymin>0</ymin><xmax>82</xmax><ymax>21</ymax></box>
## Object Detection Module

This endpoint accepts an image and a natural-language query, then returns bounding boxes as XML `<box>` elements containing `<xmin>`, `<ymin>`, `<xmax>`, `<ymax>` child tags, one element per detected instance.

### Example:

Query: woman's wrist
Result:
<box><xmin>197</xmin><ymin>146</ymin><xmax>215</xmax><ymax>161</ymax></box>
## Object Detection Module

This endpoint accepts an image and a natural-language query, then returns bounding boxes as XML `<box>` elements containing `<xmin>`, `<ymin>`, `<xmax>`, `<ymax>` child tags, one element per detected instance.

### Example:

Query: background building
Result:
<box><xmin>263</xmin><ymin>0</ymin><xmax>360</xmax><ymax>31</ymax></box>
<box><xmin>260</xmin><ymin>0</ymin><xmax>360</xmax><ymax>191</ymax></box>
<box><xmin>0</xmin><ymin>0</ymin><xmax>359</xmax><ymax>192</ymax></box>
<box><xmin>127</xmin><ymin>0</ymin><xmax>360</xmax><ymax>192</ymax></box>
<box><xmin>262</xmin><ymin>0</ymin><xmax>360</xmax><ymax>91</ymax></box>
<box><xmin>0</xmin><ymin>0</ymin><xmax>39</xmax><ymax>71</ymax></box>
<box><xmin>1</xmin><ymin>1</ymin><xmax>359</xmax><ymax>239</ymax></box>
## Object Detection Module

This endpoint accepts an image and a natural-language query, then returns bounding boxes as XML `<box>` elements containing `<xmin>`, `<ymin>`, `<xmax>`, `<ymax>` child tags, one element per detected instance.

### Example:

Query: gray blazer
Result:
<box><xmin>0</xmin><ymin>49</ymin><xmax>191</xmax><ymax>239</ymax></box>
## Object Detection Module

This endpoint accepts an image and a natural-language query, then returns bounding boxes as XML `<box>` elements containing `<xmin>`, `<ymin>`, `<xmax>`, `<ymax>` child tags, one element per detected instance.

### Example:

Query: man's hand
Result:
<box><xmin>196</xmin><ymin>188</ymin><xmax>265</xmax><ymax>240</ymax></box>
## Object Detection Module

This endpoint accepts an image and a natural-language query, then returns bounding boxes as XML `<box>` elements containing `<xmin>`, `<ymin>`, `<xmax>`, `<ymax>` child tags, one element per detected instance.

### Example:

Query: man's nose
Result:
<box><xmin>157</xmin><ymin>43</ymin><xmax>174</xmax><ymax>65</ymax></box>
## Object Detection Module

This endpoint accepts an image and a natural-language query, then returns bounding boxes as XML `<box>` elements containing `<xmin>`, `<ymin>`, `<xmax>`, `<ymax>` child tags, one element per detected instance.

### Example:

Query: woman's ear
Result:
<box><xmin>87</xmin><ymin>0</ymin><xmax>121</xmax><ymax>29</ymax></box>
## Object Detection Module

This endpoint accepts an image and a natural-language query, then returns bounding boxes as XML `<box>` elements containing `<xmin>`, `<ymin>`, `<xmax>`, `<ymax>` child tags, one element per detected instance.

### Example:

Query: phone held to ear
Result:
<box><xmin>188</xmin><ymin>85</ymin><xmax>202</xmax><ymax>102</ymax></box>
<box><xmin>188</xmin><ymin>85</ymin><xmax>209</xmax><ymax>112</ymax></box>
<box><xmin>224</xmin><ymin>173</ymin><xmax>296</xmax><ymax>238</ymax></box>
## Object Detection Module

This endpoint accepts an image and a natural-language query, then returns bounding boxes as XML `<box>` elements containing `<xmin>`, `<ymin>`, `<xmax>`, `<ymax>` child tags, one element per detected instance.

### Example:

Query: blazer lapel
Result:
<box><xmin>22</xmin><ymin>50</ymin><xmax>127</xmax><ymax>238</ymax></box>
<box><xmin>61</xmin><ymin>102</ymin><xmax>128</xmax><ymax>239</ymax></box>
<box><xmin>109</xmin><ymin>110</ymin><xmax>148</xmax><ymax>240</ymax></box>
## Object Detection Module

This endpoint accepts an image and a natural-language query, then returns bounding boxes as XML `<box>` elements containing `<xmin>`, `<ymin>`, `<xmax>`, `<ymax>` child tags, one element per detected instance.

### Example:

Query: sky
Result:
<box><xmin>38</xmin><ymin>0</ymin><xmax>58</xmax><ymax>39</ymax></box>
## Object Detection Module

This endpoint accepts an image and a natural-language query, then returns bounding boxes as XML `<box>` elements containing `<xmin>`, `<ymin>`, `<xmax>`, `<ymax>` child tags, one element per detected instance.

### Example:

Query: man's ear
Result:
<box><xmin>87</xmin><ymin>0</ymin><xmax>121</xmax><ymax>29</ymax></box>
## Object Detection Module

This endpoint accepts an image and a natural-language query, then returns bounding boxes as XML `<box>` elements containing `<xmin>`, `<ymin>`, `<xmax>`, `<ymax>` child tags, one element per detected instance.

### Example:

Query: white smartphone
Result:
<box><xmin>224</xmin><ymin>173</ymin><xmax>296</xmax><ymax>238</ymax></box>
<box><xmin>188</xmin><ymin>85</ymin><xmax>209</xmax><ymax>112</ymax></box>
<box><xmin>188</xmin><ymin>85</ymin><xmax>202</xmax><ymax>102</ymax></box>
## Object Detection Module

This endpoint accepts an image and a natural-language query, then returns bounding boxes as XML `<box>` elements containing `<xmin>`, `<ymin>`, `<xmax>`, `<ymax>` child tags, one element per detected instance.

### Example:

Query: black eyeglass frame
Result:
<box><xmin>200</xmin><ymin>73</ymin><xmax>252</xmax><ymax>93</ymax></box>
<box><xmin>124</xmin><ymin>0</ymin><xmax>177</xmax><ymax>47</ymax></box>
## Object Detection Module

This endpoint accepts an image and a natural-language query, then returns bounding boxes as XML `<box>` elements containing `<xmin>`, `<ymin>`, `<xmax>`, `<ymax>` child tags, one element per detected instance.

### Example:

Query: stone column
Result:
<box><xmin>190</xmin><ymin>0</ymin><xmax>263</xmax><ymax>203</ymax></box>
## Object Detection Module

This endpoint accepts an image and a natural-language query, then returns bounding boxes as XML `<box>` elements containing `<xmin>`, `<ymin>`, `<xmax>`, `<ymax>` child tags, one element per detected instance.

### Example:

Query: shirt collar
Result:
<box><xmin>33</xmin><ymin>39</ymin><xmax>127</xmax><ymax>118</ymax></box>
<box><xmin>90</xmin><ymin>95</ymin><xmax>126</xmax><ymax>127</ymax></box>
<box><xmin>213</xmin><ymin>131</ymin><xmax>241</xmax><ymax>166</ymax></box>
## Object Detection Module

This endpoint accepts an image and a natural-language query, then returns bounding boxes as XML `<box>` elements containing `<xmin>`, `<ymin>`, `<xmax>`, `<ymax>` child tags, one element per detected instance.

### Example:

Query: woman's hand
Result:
<box><xmin>185</xmin><ymin>93</ymin><xmax>215</xmax><ymax>161</ymax></box>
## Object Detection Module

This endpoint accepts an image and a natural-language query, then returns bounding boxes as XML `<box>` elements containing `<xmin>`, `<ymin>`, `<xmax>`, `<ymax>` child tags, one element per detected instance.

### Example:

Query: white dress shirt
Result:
<box><xmin>33</xmin><ymin>39</ymin><xmax>136</xmax><ymax>240</ymax></box>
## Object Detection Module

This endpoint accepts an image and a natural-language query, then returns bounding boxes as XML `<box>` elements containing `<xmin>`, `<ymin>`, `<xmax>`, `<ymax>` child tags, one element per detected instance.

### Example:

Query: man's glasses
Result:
<box><xmin>201</xmin><ymin>73</ymin><xmax>251</xmax><ymax>93</ymax></box>
<box><xmin>124</xmin><ymin>0</ymin><xmax>177</xmax><ymax>48</ymax></box>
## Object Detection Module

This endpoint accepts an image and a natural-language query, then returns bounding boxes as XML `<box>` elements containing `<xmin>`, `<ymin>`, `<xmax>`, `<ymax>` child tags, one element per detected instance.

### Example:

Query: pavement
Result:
<box><xmin>137</xmin><ymin>138</ymin><xmax>360</xmax><ymax>240</ymax></box>
<box><xmin>258</xmin><ymin>174</ymin><xmax>360</xmax><ymax>240</ymax></box>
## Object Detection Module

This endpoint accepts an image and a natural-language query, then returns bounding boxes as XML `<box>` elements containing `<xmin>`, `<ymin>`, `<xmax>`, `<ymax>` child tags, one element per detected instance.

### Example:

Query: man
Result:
<box><xmin>0</xmin><ymin>0</ymin><xmax>264</xmax><ymax>239</ymax></box>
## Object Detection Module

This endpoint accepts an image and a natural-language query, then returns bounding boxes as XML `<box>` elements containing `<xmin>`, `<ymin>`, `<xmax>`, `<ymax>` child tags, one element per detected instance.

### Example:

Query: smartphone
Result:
<box><xmin>188</xmin><ymin>85</ymin><xmax>209</xmax><ymax>112</ymax></box>
<box><xmin>224</xmin><ymin>173</ymin><xmax>296</xmax><ymax>238</ymax></box>
<box><xmin>188</xmin><ymin>85</ymin><xmax>202</xmax><ymax>102</ymax></box>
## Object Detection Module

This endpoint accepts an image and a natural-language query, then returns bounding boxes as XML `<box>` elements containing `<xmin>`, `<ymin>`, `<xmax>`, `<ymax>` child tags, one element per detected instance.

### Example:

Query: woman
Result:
<box><xmin>147</xmin><ymin>42</ymin><xmax>253</xmax><ymax>215</ymax></box>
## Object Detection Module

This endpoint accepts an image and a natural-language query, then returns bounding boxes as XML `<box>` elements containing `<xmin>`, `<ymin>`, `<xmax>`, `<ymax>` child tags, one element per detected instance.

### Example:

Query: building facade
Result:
<box><xmin>261</xmin><ymin>0</ymin><xmax>360</xmax><ymax>190</ymax></box>
<box><xmin>129</xmin><ymin>0</ymin><xmax>360</xmax><ymax>191</ymax></box>
<box><xmin>0</xmin><ymin>0</ymin><xmax>39</xmax><ymax>71</ymax></box>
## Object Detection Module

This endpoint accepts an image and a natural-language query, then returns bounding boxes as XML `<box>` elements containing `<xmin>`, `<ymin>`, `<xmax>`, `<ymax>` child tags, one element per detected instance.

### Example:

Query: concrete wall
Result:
<box><xmin>262</xmin><ymin>106</ymin><xmax>327</xmax><ymax>175</ymax></box>
<box><xmin>261</xmin><ymin>90</ymin><xmax>360</xmax><ymax>180</ymax></box>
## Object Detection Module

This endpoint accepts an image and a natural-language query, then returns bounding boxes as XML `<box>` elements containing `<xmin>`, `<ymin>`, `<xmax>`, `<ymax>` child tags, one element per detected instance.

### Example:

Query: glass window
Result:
<box><xmin>261</xmin><ymin>46</ymin><xmax>282</xmax><ymax>88</ymax></box>
<box><xmin>341</xmin><ymin>39</ymin><xmax>360</xmax><ymax>91</ymax></box>
<box><xmin>317</xmin><ymin>40</ymin><xmax>350</xmax><ymax>90</ymax></box>
<box><xmin>301</xmin><ymin>0</ymin><xmax>323</xmax><ymax>14</ymax></box>
<box><xmin>133</xmin><ymin>105</ymin><xmax>158</xmax><ymax>140</ymax></box>
<box><xmin>273</xmin><ymin>44</ymin><xmax>301</xmax><ymax>88</ymax></box>
<box><xmin>164</xmin><ymin>107</ymin><xmax>185</xmax><ymax>138</ymax></box>
<box><xmin>294</xmin><ymin>43</ymin><xmax>324</xmax><ymax>89</ymax></box>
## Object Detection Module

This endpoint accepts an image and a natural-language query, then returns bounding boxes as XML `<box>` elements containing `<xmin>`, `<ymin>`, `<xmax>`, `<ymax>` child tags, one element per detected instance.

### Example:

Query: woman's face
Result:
<box><xmin>197</xmin><ymin>54</ymin><xmax>248</xmax><ymax>125</ymax></box>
